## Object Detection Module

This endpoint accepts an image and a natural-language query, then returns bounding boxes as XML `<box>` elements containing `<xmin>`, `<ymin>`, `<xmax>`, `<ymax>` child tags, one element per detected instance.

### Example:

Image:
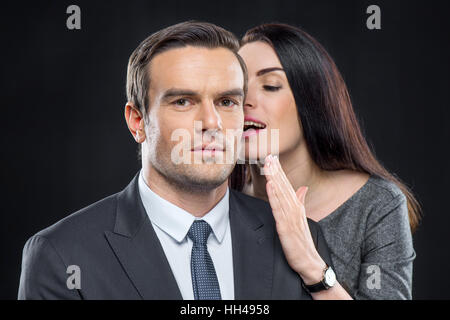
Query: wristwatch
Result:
<box><xmin>302</xmin><ymin>265</ymin><xmax>337</xmax><ymax>294</ymax></box>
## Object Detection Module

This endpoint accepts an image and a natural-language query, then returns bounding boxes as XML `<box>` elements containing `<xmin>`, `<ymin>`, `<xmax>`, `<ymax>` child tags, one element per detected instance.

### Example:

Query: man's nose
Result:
<box><xmin>199</xmin><ymin>102</ymin><xmax>222</xmax><ymax>132</ymax></box>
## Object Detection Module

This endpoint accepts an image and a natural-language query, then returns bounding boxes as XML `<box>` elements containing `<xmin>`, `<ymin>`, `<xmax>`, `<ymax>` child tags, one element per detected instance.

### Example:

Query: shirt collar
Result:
<box><xmin>138</xmin><ymin>170</ymin><xmax>229</xmax><ymax>244</ymax></box>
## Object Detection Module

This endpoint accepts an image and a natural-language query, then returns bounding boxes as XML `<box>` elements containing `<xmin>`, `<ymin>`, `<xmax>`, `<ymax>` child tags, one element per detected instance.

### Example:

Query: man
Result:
<box><xmin>18</xmin><ymin>21</ymin><xmax>334</xmax><ymax>300</ymax></box>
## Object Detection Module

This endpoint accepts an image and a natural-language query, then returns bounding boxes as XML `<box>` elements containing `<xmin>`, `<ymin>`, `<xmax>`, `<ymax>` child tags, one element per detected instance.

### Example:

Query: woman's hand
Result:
<box><xmin>264</xmin><ymin>154</ymin><xmax>326</xmax><ymax>285</ymax></box>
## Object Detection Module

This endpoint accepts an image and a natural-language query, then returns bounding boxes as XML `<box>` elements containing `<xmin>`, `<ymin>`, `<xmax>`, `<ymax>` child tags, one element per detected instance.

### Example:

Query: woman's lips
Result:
<box><xmin>243</xmin><ymin>115</ymin><xmax>267</xmax><ymax>138</ymax></box>
<box><xmin>242</xmin><ymin>127</ymin><xmax>267</xmax><ymax>138</ymax></box>
<box><xmin>244</xmin><ymin>115</ymin><xmax>265</xmax><ymax>123</ymax></box>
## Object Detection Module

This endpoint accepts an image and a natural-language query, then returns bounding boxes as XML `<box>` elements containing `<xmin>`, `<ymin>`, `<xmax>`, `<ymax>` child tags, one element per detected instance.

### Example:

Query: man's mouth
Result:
<box><xmin>191</xmin><ymin>145</ymin><xmax>224</xmax><ymax>153</ymax></box>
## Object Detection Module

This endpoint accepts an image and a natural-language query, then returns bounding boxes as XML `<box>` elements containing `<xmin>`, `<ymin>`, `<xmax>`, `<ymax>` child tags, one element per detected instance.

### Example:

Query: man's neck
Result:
<box><xmin>141</xmin><ymin>166</ymin><xmax>228</xmax><ymax>218</ymax></box>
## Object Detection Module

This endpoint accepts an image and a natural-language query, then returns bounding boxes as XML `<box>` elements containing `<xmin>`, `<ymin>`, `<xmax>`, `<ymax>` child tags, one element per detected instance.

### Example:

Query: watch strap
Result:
<box><xmin>302</xmin><ymin>265</ymin><xmax>332</xmax><ymax>294</ymax></box>
<box><xmin>302</xmin><ymin>279</ymin><xmax>328</xmax><ymax>293</ymax></box>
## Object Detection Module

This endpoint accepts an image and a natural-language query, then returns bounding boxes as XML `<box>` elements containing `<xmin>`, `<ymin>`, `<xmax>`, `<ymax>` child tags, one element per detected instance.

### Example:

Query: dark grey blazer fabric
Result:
<box><xmin>18</xmin><ymin>172</ymin><xmax>333</xmax><ymax>300</ymax></box>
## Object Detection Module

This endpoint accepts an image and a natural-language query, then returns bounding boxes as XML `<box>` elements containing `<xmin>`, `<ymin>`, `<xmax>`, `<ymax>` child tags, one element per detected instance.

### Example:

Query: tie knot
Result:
<box><xmin>188</xmin><ymin>220</ymin><xmax>212</xmax><ymax>245</ymax></box>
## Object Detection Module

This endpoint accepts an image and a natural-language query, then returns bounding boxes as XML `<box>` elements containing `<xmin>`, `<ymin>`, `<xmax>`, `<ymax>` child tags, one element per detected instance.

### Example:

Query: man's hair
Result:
<box><xmin>126</xmin><ymin>21</ymin><xmax>248</xmax><ymax>118</ymax></box>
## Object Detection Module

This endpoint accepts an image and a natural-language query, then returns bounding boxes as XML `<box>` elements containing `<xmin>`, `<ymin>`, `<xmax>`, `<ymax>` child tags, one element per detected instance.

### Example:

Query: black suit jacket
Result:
<box><xmin>18</xmin><ymin>173</ymin><xmax>334</xmax><ymax>300</ymax></box>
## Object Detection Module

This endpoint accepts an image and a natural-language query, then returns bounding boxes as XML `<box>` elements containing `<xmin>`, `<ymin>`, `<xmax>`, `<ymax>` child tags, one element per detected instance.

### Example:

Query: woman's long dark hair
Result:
<box><xmin>230</xmin><ymin>23</ymin><xmax>421</xmax><ymax>232</ymax></box>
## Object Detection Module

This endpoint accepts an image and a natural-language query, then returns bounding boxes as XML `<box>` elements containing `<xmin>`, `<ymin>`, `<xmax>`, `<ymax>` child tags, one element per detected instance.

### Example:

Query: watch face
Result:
<box><xmin>324</xmin><ymin>268</ymin><xmax>337</xmax><ymax>287</ymax></box>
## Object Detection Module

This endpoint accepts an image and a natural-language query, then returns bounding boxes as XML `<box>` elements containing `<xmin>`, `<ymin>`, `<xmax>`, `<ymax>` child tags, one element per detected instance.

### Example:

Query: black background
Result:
<box><xmin>1</xmin><ymin>0</ymin><xmax>449</xmax><ymax>299</ymax></box>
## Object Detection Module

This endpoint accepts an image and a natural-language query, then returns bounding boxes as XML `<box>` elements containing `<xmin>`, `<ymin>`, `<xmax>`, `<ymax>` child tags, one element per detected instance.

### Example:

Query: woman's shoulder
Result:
<box><xmin>333</xmin><ymin>173</ymin><xmax>410</xmax><ymax>236</ymax></box>
<box><xmin>365</xmin><ymin>174</ymin><xmax>406</xmax><ymax>203</ymax></box>
<box><xmin>319</xmin><ymin>171</ymin><xmax>408</xmax><ymax>226</ymax></box>
<box><xmin>362</xmin><ymin>175</ymin><xmax>409</xmax><ymax>227</ymax></box>
<box><xmin>319</xmin><ymin>171</ymin><xmax>413</xmax><ymax>263</ymax></box>
<box><xmin>337</xmin><ymin>170</ymin><xmax>407</xmax><ymax>211</ymax></box>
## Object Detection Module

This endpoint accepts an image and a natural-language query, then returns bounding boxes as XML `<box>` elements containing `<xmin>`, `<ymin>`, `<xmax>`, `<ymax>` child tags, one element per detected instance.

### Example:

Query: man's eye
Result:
<box><xmin>219</xmin><ymin>99</ymin><xmax>237</xmax><ymax>107</ymax></box>
<box><xmin>174</xmin><ymin>99</ymin><xmax>191</xmax><ymax>106</ymax></box>
<box><xmin>263</xmin><ymin>85</ymin><xmax>281</xmax><ymax>92</ymax></box>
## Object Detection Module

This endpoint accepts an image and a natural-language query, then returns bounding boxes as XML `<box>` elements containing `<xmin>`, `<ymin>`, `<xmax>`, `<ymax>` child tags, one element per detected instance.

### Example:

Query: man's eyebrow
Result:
<box><xmin>161</xmin><ymin>88</ymin><xmax>198</xmax><ymax>101</ymax></box>
<box><xmin>160</xmin><ymin>88</ymin><xmax>244</xmax><ymax>102</ymax></box>
<box><xmin>256</xmin><ymin>67</ymin><xmax>284</xmax><ymax>76</ymax></box>
<box><xmin>218</xmin><ymin>88</ymin><xmax>245</xmax><ymax>98</ymax></box>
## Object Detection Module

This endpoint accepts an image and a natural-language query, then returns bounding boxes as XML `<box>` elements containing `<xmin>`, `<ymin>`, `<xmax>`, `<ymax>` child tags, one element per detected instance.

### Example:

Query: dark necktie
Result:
<box><xmin>187</xmin><ymin>220</ymin><xmax>222</xmax><ymax>300</ymax></box>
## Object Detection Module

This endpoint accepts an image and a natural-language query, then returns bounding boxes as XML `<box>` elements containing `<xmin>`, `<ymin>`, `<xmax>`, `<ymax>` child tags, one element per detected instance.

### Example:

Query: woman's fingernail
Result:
<box><xmin>271</xmin><ymin>155</ymin><xmax>277</xmax><ymax>168</ymax></box>
<box><xmin>302</xmin><ymin>187</ymin><xmax>308</xmax><ymax>203</ymax></box>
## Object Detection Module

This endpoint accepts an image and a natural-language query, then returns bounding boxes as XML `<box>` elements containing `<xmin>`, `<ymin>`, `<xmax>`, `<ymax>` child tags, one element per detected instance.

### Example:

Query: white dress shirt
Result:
<box><xmin>137</xmin><ymin>170</ymin><xmax>235</xmax><ymax>300</ymax></box>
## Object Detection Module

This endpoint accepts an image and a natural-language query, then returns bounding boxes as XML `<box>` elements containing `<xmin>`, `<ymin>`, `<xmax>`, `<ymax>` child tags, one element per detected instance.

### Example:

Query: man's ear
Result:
<box><xmin>124</xmin><ymin>102</ymin><xmax>146</xmax><ymax>143</ymax></box>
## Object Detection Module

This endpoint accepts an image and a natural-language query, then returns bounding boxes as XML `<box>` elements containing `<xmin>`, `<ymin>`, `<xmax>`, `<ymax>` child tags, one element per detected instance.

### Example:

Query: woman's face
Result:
<box><xmin>238</xmin><ymin>41</ymin><xmax>303</xmax><ymax>162</ymax></box>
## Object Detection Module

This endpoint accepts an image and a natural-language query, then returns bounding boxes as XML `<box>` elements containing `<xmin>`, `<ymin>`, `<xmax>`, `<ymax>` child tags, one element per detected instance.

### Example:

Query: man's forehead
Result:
<box><xmin>149</xmin><ymin>46</ymin><xmax>244</xmax><ymax>91</ymax></box>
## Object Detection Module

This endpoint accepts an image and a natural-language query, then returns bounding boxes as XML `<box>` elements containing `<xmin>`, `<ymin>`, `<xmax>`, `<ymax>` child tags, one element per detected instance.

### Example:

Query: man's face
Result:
<box><xmin>142</xmin><ymin>46</ymin><xmax>244</xmax><ymax>192</ymax></box>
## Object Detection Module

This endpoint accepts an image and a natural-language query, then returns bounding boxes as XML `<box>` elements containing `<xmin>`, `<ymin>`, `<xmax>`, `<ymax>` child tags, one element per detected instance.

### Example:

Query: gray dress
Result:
<box><xmin>317</xmin><ymin>175</ymin><xmax>415</xmax><ymax>299</ymax></box>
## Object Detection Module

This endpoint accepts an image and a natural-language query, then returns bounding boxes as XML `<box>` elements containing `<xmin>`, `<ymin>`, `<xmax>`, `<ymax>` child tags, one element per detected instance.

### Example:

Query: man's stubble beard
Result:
<box><xmin>152</xmin><ymin>154</ymin><xmax>235</xmax><ymax>193</ymax></box>
<box><xmin>144</xmin><ymin>128</ymin><xmax>235</xmax><ymax>194</ymax></box>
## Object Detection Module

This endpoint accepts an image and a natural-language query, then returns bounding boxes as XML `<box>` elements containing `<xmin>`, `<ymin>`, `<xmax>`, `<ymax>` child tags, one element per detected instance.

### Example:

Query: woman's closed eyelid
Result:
<box><xmin>263</xmin><ymin>85</ymin><xmax>282</xmax><ymax>92</ymax></box>
<box><xmin>260</xmin><ymin>78</ymin><xmax>283</xmax><ymax>88</ymax></box>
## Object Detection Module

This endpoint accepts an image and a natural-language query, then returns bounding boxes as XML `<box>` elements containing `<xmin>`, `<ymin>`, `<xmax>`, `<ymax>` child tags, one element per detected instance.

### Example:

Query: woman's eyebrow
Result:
<box><xmin>256</xmin><ymin>67</ymin><xmax>284</xmax><ymax>76</ymax></box>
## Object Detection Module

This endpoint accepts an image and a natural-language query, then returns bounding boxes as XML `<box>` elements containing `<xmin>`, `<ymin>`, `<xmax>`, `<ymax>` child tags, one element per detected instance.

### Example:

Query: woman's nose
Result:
<box><xmin>244</xmin><ymin>82</ymin><xmax>257</xmax><ymax>109</ymax></box>
<box><xmin>244</xmin><ymin>100</ymin><xmax>254</xmax><ymax>109</ymax></box>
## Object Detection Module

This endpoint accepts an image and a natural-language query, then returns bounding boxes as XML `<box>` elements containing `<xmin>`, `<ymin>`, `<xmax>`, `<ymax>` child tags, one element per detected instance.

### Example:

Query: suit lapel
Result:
<box><xmin>104</xmin><ymin>173</ymin><xmax>275</xmax><ymax>300</ymax></box>
<box><xmin>104</xmin><ymin>173</ymin><xmax>182</xmax><ymax>300</ymax></box>
<box><xmin>229</xmin><ymin>190</ymin><xmax>275</xmax><ymax>299</ymax></box>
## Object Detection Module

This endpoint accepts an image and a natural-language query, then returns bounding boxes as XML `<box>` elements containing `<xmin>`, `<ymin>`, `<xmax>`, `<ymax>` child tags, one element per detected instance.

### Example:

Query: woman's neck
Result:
<box><xmin>248</xmin><ymin>143</ymin><xmax>371</xmax><ymax>221</ymax></box>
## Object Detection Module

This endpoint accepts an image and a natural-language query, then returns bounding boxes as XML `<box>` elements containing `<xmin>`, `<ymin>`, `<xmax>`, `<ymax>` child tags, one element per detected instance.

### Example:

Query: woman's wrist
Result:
<box><xmin>298</xmin><ymin>258</ymin><xmax>327</xmax><ymax>285</ymax></box>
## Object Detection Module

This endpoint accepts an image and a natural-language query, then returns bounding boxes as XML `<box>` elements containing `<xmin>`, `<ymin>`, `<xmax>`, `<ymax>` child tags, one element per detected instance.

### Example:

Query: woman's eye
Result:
<box><xmin>219</xmin><ymin>99</ymin><xmax>236</xmax><ymax>107</ymax></box>
<box><xmin>263</xmin><ymin>85</ymin><xmax>281</xmax><ymax>92</ymax></box>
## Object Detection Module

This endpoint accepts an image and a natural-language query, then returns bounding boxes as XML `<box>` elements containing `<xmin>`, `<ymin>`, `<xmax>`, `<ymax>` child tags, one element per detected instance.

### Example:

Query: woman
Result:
<box><xmin>231</xmin><ymin>23</ymin><xmax>420</xmax><ymax>299</ymax></box>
